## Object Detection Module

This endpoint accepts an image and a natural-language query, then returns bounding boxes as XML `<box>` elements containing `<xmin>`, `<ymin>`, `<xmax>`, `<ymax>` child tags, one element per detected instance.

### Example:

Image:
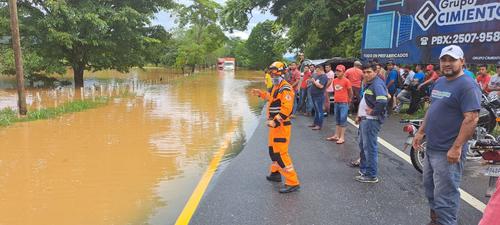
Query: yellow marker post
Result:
<box><xmin>175</xmin><ymin>130</ymin><xmax>235</xmax><ymax>225</ymax></box>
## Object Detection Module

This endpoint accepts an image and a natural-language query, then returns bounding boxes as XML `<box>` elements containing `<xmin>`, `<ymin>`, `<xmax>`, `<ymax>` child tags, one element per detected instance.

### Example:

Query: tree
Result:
<box><xmin>8</xmin><ymin>0</ymin><xmax>175</xmax><ymax>88</ymax></box>
<box><xmin>221</xmin><ymin>0</ymin><xmax>365</xmax><ymax>59</ymax></box>
<box><xmin>174</xmin><ymin>0</ymin><xmax>226</xmax><ymax>72</ymax></box>
<box><xmin>245</xmin><ymin>20</ymin><xmax>286</xmax><ymax>69</ymax></box>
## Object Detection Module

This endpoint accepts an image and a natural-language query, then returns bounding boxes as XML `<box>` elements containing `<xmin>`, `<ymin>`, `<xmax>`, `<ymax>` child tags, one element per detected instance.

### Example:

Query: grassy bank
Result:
<box><xmin>0</xmin><ymin>98</ymin><xmax>109</xmax><ymax>127</ymax></box>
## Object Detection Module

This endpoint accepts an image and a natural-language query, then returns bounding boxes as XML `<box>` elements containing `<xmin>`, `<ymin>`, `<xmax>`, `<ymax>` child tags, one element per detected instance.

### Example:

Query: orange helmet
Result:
<box><xmin>268</xmin><ymin>61</ymin><xmax>286</xmax><ymax>76</ymax></box>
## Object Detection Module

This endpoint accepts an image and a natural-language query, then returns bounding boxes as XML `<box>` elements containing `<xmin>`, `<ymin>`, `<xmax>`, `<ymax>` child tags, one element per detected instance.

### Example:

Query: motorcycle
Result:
<box><xmin>401</xmin><ymin>93</ymin><xmax>500</xmax><ymax>173</ymax></box>
<box><xmin>470</xmin><ymin>137</ymin><xmax>500</xmax><ymax>197</ymax></box>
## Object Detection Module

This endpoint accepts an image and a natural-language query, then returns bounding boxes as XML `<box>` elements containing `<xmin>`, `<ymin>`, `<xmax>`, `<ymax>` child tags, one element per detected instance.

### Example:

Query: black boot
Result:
<box><xmin>279</xmin><ymin>184</ymin><xmax>300</xmax><ymax>193</ymax></box>
<box><xmin>266</xmin><ymin>172</ymin><xmax>282</xmax><ymax>182</ymax></box>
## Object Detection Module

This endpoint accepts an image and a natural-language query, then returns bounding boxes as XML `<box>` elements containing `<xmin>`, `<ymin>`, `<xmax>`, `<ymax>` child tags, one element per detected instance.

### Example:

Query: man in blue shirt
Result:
<box><xmin>385</xmin><ymin>62</ymin><xmax>399</xmax><ymax>114</ymax></box>
<box><xmin>355</xmin><ymin>63</ymin><xmax>388</xmax><ymax>183</ymax></box>
<box><xmin>309</xmin><ymin>65</ymin><xmax>329</xmax><ymax>130</ymax></box>
<box><xmin>413</xmin><ymin>64</ymin><xmax>425</xmax><ymax>84</ymax></box>
<box><xmin>413</xmin><ymin>45</ymin><xmax>481</xmax><ymax>225</ymax></box>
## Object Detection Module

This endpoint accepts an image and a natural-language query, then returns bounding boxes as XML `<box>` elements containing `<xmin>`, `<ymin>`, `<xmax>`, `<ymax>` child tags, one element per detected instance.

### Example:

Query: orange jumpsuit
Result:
<box><xmin>259</xmin><ymin>80</ymin><xmax>300</xmax><ymax>186</ymax></box>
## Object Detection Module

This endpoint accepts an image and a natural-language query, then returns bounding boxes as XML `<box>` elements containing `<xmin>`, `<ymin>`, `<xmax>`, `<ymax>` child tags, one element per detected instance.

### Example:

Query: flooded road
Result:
<box><xmin>0</xmin><ymin>69</ymin><xmax>264</xmax><ymax>225</ymax></box>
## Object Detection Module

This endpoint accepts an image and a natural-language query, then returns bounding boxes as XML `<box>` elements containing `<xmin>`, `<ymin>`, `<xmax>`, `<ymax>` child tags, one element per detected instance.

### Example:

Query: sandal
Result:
<box><xmin>326</xmin><ymin>136</ymin><xmax>339</xmax><ymax>141</ymax></box>
<box><xmin>336</xmin><ymin>140</ymin><xmax>345</xmax><ymax>144</ymax></box>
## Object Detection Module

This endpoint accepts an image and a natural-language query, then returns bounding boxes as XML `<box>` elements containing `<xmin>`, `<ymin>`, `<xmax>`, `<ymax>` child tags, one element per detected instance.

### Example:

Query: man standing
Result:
<box><xmin>345</xmin><ymin>61</ymin><xmax>363</xmax><ymax>113</ymax></box>
<box><xmin>298</xmin><ymin>65</ymin><xmax>311</xmax><ymax>113</ymax></box>
<box><xmin>326</xmin><ymin>65</ymin><xmax>352</xmax><ymax>144</ymax></box>
<box><xmin>413</xmin><ymin>45</ymin><xmax>481</xmax><ymax>225</ymax></box>
<box><xmin>385</xmin><ymin>61</ymin><xmax>398</xmax><ymax>114</ymax></box>
<box><xmin>305</xmin><ymin>64</ymin><xmax>317</xmax><ymax>116</ymax></box>
<box><xmin>309</xmin><ymin>65</ymin><xmax>329</xmax><ymax>130</ymax></box>
<box><xmin>324</xmin><ymin>64</ymin><xmax>335</xmax><ymax>116</ymax></box>
<box><xmin>251</xmin><ymin>61</ymin><xmax>300</xmax><ymax>193</ymax></box>
<box><xmin>355</xmin><ymin>63</ymin><xmax>388</xmax><ymax>183</ymax></box>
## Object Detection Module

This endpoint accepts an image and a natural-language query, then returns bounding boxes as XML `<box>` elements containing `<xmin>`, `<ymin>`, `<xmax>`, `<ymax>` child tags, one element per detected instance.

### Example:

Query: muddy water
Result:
<box><xmin>0</xmin><ymin>69</ymin><xmax>265</xmax><ymax>225</ymax></box>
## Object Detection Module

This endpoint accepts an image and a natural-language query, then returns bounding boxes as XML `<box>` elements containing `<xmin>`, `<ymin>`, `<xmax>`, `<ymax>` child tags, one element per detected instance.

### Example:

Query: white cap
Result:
<box><xmin>439</xmin><ymin>45</ymin><xmax>464</xmax><ymax>59</ymax></box>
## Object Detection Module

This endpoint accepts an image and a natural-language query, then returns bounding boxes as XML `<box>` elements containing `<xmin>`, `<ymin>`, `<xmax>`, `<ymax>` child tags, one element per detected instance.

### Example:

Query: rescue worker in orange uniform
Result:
<box><xmin>251</xmin><ymin>61</ymin><xmax>300</xmax><ymax>193</ymax></box>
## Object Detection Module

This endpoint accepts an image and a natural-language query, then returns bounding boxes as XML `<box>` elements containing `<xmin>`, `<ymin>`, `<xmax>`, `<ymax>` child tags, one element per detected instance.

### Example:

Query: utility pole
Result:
<box><xmin>8</xmin><ymin>0</ymin><xmax>27</xmax><ymax>115</ymax></box>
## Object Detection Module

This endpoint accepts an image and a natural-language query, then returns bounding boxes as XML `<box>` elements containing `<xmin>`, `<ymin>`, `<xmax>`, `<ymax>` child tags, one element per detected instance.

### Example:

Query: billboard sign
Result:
<box><xmin>361</xmin><ymin>0</ymin><xmax>500</xmax><ymax>64</ymax></box>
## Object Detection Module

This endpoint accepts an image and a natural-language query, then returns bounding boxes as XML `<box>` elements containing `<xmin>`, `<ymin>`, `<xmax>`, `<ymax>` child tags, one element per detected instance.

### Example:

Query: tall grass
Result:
<box><xmin>0</xmin><ymin>97</ymin><xmax>108</xmax><ymax>127</ymax></box>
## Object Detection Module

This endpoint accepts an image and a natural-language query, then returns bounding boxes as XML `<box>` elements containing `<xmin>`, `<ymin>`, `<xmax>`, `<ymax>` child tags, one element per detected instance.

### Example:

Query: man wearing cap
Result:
<box><xmin>418</xmin><ymin>64</ymin><xmax>439</xmax><ymax>94</ymax></box>
<box><xmin>345</xmin><ymin>61</ymin><xmax>363</xmax><ymax>113</ymax></box>
<box><xmin>413</xmin><ymin>45</ymin><xmax>481</xmax><ymax>225</ymax></box>
<box><xmin>326</xmin><ymin>64</ymin><xmax>352</xmax><ymax>144</ymax></box>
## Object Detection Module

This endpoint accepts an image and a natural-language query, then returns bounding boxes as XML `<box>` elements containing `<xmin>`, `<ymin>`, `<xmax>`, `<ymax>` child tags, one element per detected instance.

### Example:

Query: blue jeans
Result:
<box><xmin>312</xmin><ymin>94</ymin><xmax>325</xmax><ymax>127</ymax></box>
<box><xmin>358</xmin><ymin>119</ymin><xmax>381</xmax><ymax>178</ymax></box>
<box><xmin>292</xmin><ymin>90</ymin><xmax>299</xmax><ymax>115</ymax></box>
<box><xmin>334</xmin><ymin>103</ymin><xmax>349</xmax><ymax>127</ymax></box>
<box><xmin>298</xmin><ymin>88</ymin><xmax>307</xmax><ymax>113</ymax></box>
<box><xmin>306</xmin><ymin>88</ymin><xmax>314</xmax><ymax>113</ymax></box>
<box><xmin>423</xmin><ymin>149</ymin><xmax>466</xmax><ymax>225</ymax></box>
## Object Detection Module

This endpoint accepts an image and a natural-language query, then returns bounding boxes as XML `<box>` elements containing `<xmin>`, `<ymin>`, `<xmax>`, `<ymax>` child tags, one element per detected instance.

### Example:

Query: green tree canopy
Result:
<box><xmin>245</xmin><ymin>20</ymin><xmax>286</xmax><ymax>69</ymax></box>
<box><xmin>174</xmin><ymin>0</ymin><xmax>226</xmax><ymax>72</ymax></box>
<box><xmin>221</xmin><ymin>0</ymin><xmax>365</xmax><ymax>59</ymax></box>
<box><xmin>1</xmin><ymin>0</ymin><xmax>175</xmax><ymax>88</ymax></box>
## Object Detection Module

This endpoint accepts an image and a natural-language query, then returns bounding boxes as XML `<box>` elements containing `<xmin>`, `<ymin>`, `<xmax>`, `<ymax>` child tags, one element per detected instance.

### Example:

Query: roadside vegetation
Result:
<box><xmin>0</xmin><ymin>98</ymin><xmax>108</xmax><ymax>127</ymax></box>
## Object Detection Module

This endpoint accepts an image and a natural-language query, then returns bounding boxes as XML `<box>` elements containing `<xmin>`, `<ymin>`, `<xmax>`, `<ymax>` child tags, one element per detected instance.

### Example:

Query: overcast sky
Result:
<box><xmin>151</xmin><ymin>0</ymin><xmax>276</xmax><ymax>40</ymax></box>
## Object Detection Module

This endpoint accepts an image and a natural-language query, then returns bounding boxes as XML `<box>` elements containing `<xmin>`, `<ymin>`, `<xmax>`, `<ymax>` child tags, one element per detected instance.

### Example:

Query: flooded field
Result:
<box><xmin>0</xmin><ymin>69</ymin><xmax>265</xmax><ymax>225</ymax></box>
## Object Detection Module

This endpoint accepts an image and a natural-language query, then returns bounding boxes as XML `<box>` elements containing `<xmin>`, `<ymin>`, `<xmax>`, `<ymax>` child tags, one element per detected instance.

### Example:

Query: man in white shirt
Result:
<box><xmin>488</xmin><ymin>63</ymin><xmax>500</xmax><ymax>98</ymax></box>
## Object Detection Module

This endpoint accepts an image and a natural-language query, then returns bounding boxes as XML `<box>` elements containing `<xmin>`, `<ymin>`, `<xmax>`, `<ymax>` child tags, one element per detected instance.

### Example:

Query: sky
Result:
<box><xmin>151</xmin><ymin>0</ymin><xmax>276</xmax><ymax>40</ymax></box>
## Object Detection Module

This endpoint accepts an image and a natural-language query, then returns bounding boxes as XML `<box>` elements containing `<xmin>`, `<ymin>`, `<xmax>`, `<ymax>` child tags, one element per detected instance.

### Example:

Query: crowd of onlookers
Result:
<box><xmin>265</xmin><ymin>56</ymin><xmax>500</xmax><ymax>122</ymax></box>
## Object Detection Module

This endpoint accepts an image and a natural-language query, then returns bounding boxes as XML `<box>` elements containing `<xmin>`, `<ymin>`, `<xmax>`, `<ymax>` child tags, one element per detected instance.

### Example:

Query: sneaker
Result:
<box><xmin>279</xmin><ymin>185</ymin><xmax>300</xmax><ymax>193</ymax></box>
<box><xmin>354</xmin><ymin>175</ymin><xmax>379</xmax><ymax>183</ymax></box>
<box><xmin>358</xmin><ymin>170</ymin><xmax>365</xmax><ymax>176</ymax></box>
<box><xmin>323</xmin><ymin>112</ymin><xmax>328</xmax><ymax>117</ymax></box>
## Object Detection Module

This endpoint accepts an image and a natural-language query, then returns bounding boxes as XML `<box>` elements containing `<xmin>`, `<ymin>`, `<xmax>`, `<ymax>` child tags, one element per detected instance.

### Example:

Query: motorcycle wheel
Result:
<box><xmin>410</xmin><ymin>139</ymin><xmax>426</xmax><ymax>174</ymax></box>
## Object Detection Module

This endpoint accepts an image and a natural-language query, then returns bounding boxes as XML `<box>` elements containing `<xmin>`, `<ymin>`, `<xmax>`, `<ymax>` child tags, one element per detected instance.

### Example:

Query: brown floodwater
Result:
<box><xmin>0</xmin><ymin>69</ymin><xmax>265</xmax><ymax>225</ymax></box>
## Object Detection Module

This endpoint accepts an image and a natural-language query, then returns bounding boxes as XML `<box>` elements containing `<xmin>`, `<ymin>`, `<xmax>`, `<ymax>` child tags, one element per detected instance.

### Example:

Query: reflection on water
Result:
<box><xmin>0</xmin><ymin>69</ymin><xmax>264</xmax><ymax>225</ymax></box>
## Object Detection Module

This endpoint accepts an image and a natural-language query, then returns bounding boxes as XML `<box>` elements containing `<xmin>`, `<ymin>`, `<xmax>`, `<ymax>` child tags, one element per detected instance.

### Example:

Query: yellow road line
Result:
<box><xmin>175</xmin><ymin>130</ymin><xmax>235</xmax><ymax>225</ymax></box>
<box><xmin>347</xmin><ymin>118</ymin><xmax>486</xmax><ymax>212</ymax></box>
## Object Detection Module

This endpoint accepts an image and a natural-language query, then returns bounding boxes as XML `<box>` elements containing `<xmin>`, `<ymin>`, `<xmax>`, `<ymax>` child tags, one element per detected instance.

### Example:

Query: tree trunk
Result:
<box><xmin>73</xmin><ymin>65</ymin><xmax>84</xmax><ymax>89</ymax></box>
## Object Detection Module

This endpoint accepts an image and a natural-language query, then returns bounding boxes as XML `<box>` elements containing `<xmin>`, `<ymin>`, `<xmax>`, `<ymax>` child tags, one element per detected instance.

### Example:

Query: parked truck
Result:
<box><xmin>217</xmin><ymin>58</ymin><xmax>236</xmax><ymax>71</ymax></box>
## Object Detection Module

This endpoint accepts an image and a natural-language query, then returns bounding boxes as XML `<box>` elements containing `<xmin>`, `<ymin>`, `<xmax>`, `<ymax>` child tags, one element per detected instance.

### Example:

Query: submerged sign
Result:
<box><xmin>361</xmin><ymin>0</ymin><xmax>500</xmax><ymax>64</ymax></box>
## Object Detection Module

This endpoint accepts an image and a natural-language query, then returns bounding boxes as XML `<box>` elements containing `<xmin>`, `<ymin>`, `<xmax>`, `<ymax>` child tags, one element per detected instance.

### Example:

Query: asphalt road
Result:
<box><xmin>190</xmin><ymin>113</ymin><xmax>488</xmax><ymax>225</ymax></box>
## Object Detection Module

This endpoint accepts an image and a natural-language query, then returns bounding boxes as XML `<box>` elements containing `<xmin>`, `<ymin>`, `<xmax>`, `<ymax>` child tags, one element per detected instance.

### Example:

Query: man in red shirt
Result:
<box><xmin>345</xmin><ymin>61</ymin><xmax>363</xmax><ymax>112</ymax></box>
<box><xmin>326</xmin><ymin>64</ymin><xmax>352</xmax><ymax>144</ymax></box>
<box><xmin>476</xmin><ymin>64</ymin><xmax>491</xmax><ymax>92</ymax></box>
<box><xmin>418</xmin><ymin>64</ymin><xmax>439</xmax><ymax>92</ymax></box>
